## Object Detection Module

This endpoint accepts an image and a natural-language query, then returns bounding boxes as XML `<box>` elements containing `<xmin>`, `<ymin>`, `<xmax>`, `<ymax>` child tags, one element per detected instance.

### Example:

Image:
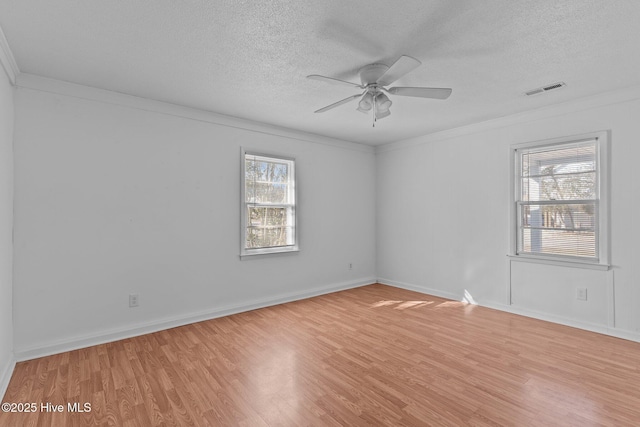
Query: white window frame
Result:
<box><xmin>240</xmin><ymin>149</ymin><xmax>298</xmax><ymax>258</ymax></box>
<box><xmin>508</xmin><ymin>131</ymin><xmax>610</xmax><ymax>270</ymax></box>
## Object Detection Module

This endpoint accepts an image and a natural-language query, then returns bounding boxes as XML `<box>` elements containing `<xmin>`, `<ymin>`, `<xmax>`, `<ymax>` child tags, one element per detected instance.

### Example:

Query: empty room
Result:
<box><xmin>1</xmin><ymin>1</ymin><xmax>640</xmax><ymax>426</ymax></box>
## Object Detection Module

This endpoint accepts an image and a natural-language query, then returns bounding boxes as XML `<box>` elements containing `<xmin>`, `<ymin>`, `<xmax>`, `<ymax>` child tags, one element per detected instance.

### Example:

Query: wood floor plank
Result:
<box><xmin>3</xmin><ymin>284</ymin><xmax>640</xmax><ymax>426</ymax></box>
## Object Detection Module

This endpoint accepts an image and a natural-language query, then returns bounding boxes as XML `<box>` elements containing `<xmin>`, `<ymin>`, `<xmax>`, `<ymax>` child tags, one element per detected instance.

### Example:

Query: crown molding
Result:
<box><xmin>15</xmin><ymin>73</ymin><xmax>375</xmax><ymax>154</ymax></box>
<box><xmin>0</xmin><ymin>24</ymin><xmax>19</xmax><ymax>84</ymax></box>
<box><xmin>377</xmin><ymin>84</ymin><xmax>640</xmax><ymax>154</ymax></box>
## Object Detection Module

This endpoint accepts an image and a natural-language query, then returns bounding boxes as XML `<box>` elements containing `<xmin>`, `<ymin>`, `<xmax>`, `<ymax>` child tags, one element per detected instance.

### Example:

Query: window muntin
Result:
<box><xmin>516</xmin><ymin>139</ymin><xmax>599</xmax><ymax>261</ymax></box>
<box><xmin>242</xmin><ymin>152</ymin><xmax>297</xmax><ymax>255</ymax></box>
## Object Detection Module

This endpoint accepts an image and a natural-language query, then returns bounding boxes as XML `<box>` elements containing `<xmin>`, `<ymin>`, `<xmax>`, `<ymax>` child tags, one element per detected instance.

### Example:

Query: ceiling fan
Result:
<box><xmin>308</xmin><ymin>55</ymin><xmax>452</xmax><ymax>126</ymax></box>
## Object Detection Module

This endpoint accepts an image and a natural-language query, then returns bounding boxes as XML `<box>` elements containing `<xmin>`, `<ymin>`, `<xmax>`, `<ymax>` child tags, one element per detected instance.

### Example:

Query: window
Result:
<box><xmin>512</xmin><ymin>132</ymin><xmax>609</xmax><ymax>266</ymax></box>
<box><xmin>241</xmin><ymin>151</ymin><xmax>297</xmax><ymax>257</ymax></box>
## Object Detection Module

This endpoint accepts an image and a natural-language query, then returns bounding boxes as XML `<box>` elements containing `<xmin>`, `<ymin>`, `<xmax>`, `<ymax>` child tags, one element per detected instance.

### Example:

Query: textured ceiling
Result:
<box><xmin>1</xmin><ymin>0</ymin><xmax>640</xmax><ymax>145</ymax></box>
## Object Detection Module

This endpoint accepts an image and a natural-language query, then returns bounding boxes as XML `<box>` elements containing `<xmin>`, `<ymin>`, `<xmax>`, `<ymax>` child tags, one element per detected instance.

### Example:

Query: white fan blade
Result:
<box><xmin>314</xmin><ymin>94</ymin><xmax>362</xmax><ymax>113</ymax></box>
<box><xmin>387</xmin><ymin>87</ymin><xmax>452</xmax><ymax>99</ymax></box>
<box><xmin>376</xmin><ymin>55</ymin><xmax>421</xmax><ymax>86</ymax></box>
<box><xmin>307</xmin><ymin>75</ymin><xmax>363</xmax><ymax>89</ymax></box>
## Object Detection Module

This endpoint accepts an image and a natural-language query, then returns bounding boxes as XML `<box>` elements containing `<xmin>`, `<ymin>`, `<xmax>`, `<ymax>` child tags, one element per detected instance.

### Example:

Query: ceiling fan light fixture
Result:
<box><xmin>358</xmin><ymin>93</ymin><xmax>374</xmax><ymax>111</ymax></box>
<box><xmin>376</xmin><ymin>93</ymin><xmax>392</xmax><ymax>112</ymax></box>
<box><xmin>375</xmin><ymin>109</ymin><xmax>391</xmax><ymax>120</ymax></box>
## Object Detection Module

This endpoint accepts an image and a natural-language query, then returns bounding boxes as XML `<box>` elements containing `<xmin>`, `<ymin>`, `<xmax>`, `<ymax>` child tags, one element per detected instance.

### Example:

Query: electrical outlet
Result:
<box><xmin>129</xmin><ymin>293</ymin><xmax>139</xmax><ymax>307</ymax></box>
<box><xmin>349</xmin><ymin>263</ymin><xmax>353</xmax><ymax>270</ymax></box>
<box><xmin>576</xmin><ymin>288</ymin><xmax>587</xmax><ymax>301</ymax></box>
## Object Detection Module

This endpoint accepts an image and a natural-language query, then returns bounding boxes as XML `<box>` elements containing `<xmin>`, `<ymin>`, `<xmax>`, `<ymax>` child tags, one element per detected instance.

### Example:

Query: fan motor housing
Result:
<box><xmin>359</xmin><ymin>63</ymin><xmax>389</xmax><ymax>86</ymax></box>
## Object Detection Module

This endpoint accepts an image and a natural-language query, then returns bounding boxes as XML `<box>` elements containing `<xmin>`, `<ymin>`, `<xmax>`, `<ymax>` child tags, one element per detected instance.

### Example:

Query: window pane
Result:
<box><xmin>519</xmin><ymin>202</ymin><xmax>596</xmax><ymax>258</ymax></box>
<box><xmin>520</xmin><ymin>141</ymin><xmax>596</xmax><ymax>203</ymax></box>
<box><xmin>246</xmin><ymin>206</ymin><xmax>294</xmax><ymax>249</ymax></box>
<box><xmin>245</xmin><ymin>158</ymin><xmax>291</xmax><ymax>204</ymax></box>
<box><xmin>521</xmin><ymin>172</ymin><xmax>595</xmax><ymax>202</ymax></box>
<box><xmin>245</xmin><ymin>181</ymin><xmax>288</xmax><ymax>204</ymax></box>
<box><xmin>521</xmin><ymin>228</ymin><xmax>596</xmax><ymax>258</ymax></box>
<box><xmin>246</xmin><ymin>226</ymin><xmax>294</xmax><ymax>248</ymax></box>
<box><xmin>522</xmin><ymin>143</ymin><xmax>596</xmax><ymax>178</ymax></box>
<box><xmin>246</xmin><ymin>227</ymin><xmax>293</xmax><ymax>249</ymax></box>
<box><xmin>248</xmin><ymin>206</ymin><xmax>289</xmax><ymax>227</ymax></box>
<box><xmin>521</xmin><ymin>203</ymin><xmax>595</xmax><ymax>230</ymax></box>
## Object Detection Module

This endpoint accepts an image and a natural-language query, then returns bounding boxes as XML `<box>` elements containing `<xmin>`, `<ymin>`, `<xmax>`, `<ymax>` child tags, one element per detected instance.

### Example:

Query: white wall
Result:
<box><xmin>377</xmin><ymin>90</ymin><xmax>640</xmax><ymax>339</ymax></box>
<box><xmin>9</xmin><ymin>73</ymin><xmax>640</xmax><ymax>363</ymax></box>
<box><xmin>12</xmin><ymin>82</ymin><xmax>376</xmax><ymax>358</ymax></box>
<box><xmin>0</xmin><ymin>64</ymin><xmax>14</xmax><ymax>395</ymax></box>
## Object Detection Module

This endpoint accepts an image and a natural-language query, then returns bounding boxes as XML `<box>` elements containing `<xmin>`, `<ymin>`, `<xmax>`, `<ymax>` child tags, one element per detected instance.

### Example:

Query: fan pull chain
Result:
<box><xmin>372</xmin><ymin>94</ymin><xmax>376</xmax><ymax>127</ymax></box>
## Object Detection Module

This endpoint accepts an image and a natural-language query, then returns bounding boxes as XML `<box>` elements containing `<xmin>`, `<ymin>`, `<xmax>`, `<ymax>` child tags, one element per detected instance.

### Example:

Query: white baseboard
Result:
<box><xmin>0</xmin><ymin>355</ymin><xmax>16</xmax><ymax>401</ymax></box>
<box><xmin>377</xmin><ymin>277</ymin><xmax>460</xmax><ymax>301</ymax></box>
<box><xmin>481</xmin><ymin>301</ymin><xmax>640</xmax><ymax>344</ymax></box>
<box><xmin>15</xmin><ymin>277</ymin><xmax>376</xmax><ymax>361</ymax></box>
<box><xmin>379</xmin><ymin>278</ymin><xmax>640</xmax><ymax>344</ymax></box>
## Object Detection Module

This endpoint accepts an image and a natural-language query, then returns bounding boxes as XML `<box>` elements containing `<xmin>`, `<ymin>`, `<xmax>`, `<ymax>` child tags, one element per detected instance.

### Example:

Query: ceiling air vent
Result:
<box><xmin>525</xmin><ymin>82</ymin><xmax>566</xmax><ymax>96</ymax></box>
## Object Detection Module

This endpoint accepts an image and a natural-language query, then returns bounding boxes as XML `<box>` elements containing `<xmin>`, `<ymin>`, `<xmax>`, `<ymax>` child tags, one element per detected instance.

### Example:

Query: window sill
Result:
<box><xmin>507</xmin><ymin>254</ymin><xmax>610</xmax><ymax>271</ymax></box>
<box><xmin>240</xmin><ymin>247</ymin><xmax>299</xmax><ymax>260</ymax></box>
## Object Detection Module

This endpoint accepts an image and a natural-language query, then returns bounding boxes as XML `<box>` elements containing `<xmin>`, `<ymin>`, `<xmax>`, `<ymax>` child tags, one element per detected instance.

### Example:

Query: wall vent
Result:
<box><xmin>525</xmin><ymin>82</ymin><xmax>566</xmax><ymax>96</ymax></box>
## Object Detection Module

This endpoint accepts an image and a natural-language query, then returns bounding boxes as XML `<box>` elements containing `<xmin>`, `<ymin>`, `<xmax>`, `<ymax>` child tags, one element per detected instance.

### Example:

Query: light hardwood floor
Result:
<box><xmin>2</xmin><ymin>284</ymin><xmax>640</xmax><ymax>426</ymax></box>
